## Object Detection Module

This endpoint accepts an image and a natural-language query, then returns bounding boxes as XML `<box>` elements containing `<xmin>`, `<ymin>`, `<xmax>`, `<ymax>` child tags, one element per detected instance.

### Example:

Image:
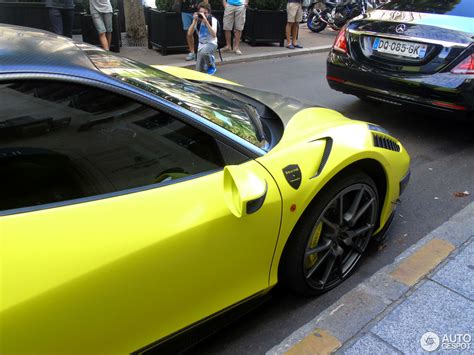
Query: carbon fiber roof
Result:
<box><xmin>0</xmin><ymin>24</ymin><xmax>98</xmax><ymax>75</ymax></box>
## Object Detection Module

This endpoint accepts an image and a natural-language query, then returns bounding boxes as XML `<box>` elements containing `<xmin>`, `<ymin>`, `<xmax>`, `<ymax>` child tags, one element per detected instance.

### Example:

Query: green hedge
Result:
<box><xmin>155</xmin><ymin>0</ymin><xmax>173</xmax><ymax>11</ymax></box>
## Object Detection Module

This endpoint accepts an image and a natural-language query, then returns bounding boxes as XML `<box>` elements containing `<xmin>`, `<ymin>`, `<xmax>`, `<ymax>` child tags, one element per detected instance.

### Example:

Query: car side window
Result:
<box><xmin>0</xmin><ymin>80</ymin><xmax>248</xmax><ymax>212</ymax></box>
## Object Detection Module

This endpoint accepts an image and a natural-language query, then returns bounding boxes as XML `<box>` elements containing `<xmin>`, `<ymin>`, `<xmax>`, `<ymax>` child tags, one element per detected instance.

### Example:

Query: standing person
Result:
<box><xmin>45</xmin><ymin>0</ymin><xmax>75</xmax><ymax>38</ymax></box>
<box><xmin>181</xmin><ymin>0</ymin><xmax>209</xmax><ymax>61</ymax></box>
<box><xmin>222</xmin><ymin>0</ymin><xmax>247</xmax><ymax>55</ymax></box>
<box><xmin>90</xmin><ymin>0</ymin><xmax>114</xmax><ymax>51</ymax></box>
<box><xmin>286</xmin><ymin>0</ymin><xmax>303</xmax><ymax>49</ymax></box>
<box><xmin>188</xmin><ymin>2</ymin><xmax>218</xmax><ymax>74</ymax></box>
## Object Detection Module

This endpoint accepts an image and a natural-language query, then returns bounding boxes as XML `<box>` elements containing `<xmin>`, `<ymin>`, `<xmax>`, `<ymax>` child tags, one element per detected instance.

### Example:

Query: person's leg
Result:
<box><xmin>291</xmin><ymin>22</ymin><xmax>299</xmax><ymax>46</ymax></box>
<box><xmin>186</xmin><ymin>33</ymin><xmax>195</xmax><ymax>56</ymax></box>
<box><xmin>91</xmin><ymin>12</ymin><xmax>108</xmax><ymax>50</ymax></box>
<box><xmin>61</xmin><ymin>8</ymin><xmax>74</xmax><ymax>38</ymax></box>
<box><xmin>286</xmin><ymin>22</ymin><xmax>294</xmax><ymax>48</ymax></box>
<box><xmin>224</xmin><ymin>31</ymin><xmax>232</xmax><ymax>50</ymax></box>
<box><xmin>98</xmin><ymin>33</ymin><xmax>109</xmax><ymax>50</ymax></box>
<box><xmin>234</xmin><ymin>30</ymin><xmax>242</xmax><ymax>53</ymax></box>
<box><xmin>223</xmin><ymin>5</ymin><xmax>234</xmax><ymax>50</ymax></box>
<box><xmin>196</xmin><ymin>48</ymin><xmax>206</xmax><ymax>72</ymax></box>
<box><xmin>182</xmin><ymin>12</ymin><xmax>195</xmax><ymax>60</ymax></box>
<box><xmin>233</xmin><ymin>5</ymin><xmax>246</xmax><ymax>54</ymax></box>
<box><xmin>106</xmin><ymin>32</ymin><xmax>112</xmax><ymax>46</ymax></box>
<box><xmin>293</xmin><ymin>4</ymin><xmax>303</xmax><ymax>47</ymax></box>
<box><xmin>202</xmin><ymin>43</ymin><xmax>217</xmax><ymax>74</ymax></box>
<box><xmin>286</xmin><ymin>3</ymin><xmax>297</xmax><ymax>48</ymax></box>
<box><xmin>48</xmin><ymin>8</ymin><xmax>63</xmax><ymax>36</ymax></box>
<box><xmin>103</xmin><ymin>13</ymin><xmax>113</xmax><ymax>49</ymax></box>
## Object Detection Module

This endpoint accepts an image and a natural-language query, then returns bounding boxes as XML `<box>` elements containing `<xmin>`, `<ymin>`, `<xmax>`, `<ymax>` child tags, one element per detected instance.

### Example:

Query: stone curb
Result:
<box><xmin>267</xmin><ymin>202</ymin><xmax>474</xmax><ymax>354</ymax></box>
<box><xmin>161</xmin><ymin>45</ymin><xmax>332</xmax><ymax>69</ymax></box>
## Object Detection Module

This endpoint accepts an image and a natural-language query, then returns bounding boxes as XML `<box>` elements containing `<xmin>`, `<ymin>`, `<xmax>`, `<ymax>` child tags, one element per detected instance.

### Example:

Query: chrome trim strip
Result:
<box><xmin>348</xmin><ymin>29</ymin><xmax>470</xmax><ymax>48</ymax></box>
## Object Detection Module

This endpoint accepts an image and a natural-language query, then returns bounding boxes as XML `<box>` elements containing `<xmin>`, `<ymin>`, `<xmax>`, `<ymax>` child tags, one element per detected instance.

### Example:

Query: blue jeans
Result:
<box><xmin>48</xmin><ymin>8</ymin><xmax>74</xmax><ymax>38</ymax></box>
<box><xmin>196</xmin><ymin>43</ymin><xmax>217</xmax><ymax>72</ymax></box>
<box><xmin>181</xmin><ymin>12</ymin><xmax>194</xmax><ymax>30</ymax></box>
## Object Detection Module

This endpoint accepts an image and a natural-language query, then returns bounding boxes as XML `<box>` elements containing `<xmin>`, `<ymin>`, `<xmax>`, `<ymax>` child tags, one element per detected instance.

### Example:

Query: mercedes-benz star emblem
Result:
<box><xmin>395</xmin><ymin>24</ymin><xmax>407</xmax><ymax>34</ymax></box>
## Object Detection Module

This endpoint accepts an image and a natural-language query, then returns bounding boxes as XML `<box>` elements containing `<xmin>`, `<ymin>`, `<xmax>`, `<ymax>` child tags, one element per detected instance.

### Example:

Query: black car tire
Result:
<box><xmin>280</xmin><ymin>172</ymin><xmax>379</xmax><ymax>296</ymax></box>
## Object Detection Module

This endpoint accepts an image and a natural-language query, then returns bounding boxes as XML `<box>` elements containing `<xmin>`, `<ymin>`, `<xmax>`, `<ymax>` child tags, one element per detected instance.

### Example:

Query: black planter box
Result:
<box><xmin>243</xmin><ymin>8</ymin><xmax>286</xmax><ymax>47</ymax></box>
<box><xmin>116</xmin><ymin>0</ymin><xmax>126</xmax><ymax>32</ymax></box>
<box><xmin>0</xmin><ymin>2</ymin><xmax>85</xmax><ymax>35</ymax></box>
<box><xmin>81</xmin><ymin>12</ymin><xmax>121</xmax><ymax>53</ymax></box>
<box><xmin>147</xmin><ymin>9</ymin><xmax>188</xmax><ymax>56</ymax></box>
<box><xmin>0</xmin><ymin>3</ymin><xmax>51</xmax><ymax>31</ymax></box>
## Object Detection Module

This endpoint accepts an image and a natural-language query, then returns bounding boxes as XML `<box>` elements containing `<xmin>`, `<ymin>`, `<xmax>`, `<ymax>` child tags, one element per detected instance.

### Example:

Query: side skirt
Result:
<box><xmin>133</xmin><ymin>290</ymin><xmax>273</xmax><ymax>354</ymax></box>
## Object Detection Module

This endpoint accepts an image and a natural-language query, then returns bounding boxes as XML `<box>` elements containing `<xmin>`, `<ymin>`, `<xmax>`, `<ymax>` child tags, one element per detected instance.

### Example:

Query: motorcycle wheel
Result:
<box><xmin>307</xmin><ymin>13</ymin><xmax>327</xmax><ymax>33</ymax></box>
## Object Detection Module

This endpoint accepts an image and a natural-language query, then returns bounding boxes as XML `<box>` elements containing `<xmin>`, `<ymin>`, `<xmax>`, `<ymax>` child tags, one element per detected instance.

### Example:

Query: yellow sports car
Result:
<box><xmin>0</xmin><ymin>25</ymin><xmax>410</xmax><ymax>354</ymax></box>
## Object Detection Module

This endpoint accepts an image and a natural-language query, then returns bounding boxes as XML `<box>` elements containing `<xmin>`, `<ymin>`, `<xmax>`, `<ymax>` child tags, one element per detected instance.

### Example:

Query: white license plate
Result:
<box><xmin>372</xmin><ymin>38</ymin><xmax>427</xmax><ymax>59</ymax></box>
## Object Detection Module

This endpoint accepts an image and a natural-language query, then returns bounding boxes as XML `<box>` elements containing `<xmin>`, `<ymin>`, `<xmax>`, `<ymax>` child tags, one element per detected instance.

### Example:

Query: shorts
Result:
<box><xmin>181</xmin><ymin>12</ymin><xmax>194</xmax><ymax>30</ymax></box>
<box><xmin>287</xmin><ymin>2</ymin><xmax>303</xmax><ymax>23</ymax></box>
<box><xmin>91</xmin><ymin>11</ymin><xmax>113</xmax><ymax>33</ymax></box>
<box><xmin>223</xmin><ymin>4</ymin><xmax>246</xmax><ymax>31</ymax></box>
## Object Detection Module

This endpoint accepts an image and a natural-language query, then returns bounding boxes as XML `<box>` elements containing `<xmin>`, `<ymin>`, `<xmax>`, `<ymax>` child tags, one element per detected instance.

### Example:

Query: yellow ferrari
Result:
<box><xmin>0</xmin><ymin>25</ymin><xmax>410</xmax><ymax>354</ymax></box>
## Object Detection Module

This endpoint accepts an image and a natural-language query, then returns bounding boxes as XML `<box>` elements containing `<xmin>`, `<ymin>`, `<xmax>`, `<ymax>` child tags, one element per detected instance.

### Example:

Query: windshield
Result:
<box><xmin>379</xmin><ymin>0</ymin><xmax>474</xmax><ymax>18</ymax></box>
<box><xmin>85</xmin><ymin>50</ymin><xmax>266</xmax><ymax>148</ymax></box>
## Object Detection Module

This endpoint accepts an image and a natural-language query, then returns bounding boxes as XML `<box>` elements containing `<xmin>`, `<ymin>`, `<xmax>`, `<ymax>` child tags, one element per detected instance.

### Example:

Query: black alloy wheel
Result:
<box><xmin>280</xmin><ymin>173</ymin><xmax>379</xmax><ymax>296</ymax></box>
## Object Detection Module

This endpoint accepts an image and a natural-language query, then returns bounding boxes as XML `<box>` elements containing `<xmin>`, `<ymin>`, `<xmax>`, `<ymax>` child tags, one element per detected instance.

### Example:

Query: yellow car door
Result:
<box><xmin>0</xmin><ymin>80</ymin><xmax>281</xmax><ymax>354</ymax></box>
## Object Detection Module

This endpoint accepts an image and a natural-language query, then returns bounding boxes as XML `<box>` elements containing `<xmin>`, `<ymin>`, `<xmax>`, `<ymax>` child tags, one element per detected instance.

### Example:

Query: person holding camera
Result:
<box><xmin>187</xmin><ymin>2</ymin><xmax>218</xmax><ymax>75</ymax></box>
<box><xmin>180</xmin><ymin>0</ymin><xmax>208</xmax><ymax>61</ymax></box>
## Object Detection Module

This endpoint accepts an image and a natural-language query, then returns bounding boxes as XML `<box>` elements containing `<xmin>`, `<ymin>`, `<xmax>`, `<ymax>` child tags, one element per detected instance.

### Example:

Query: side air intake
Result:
<box><xmin>372</xmin><ymin>133</ymin><xmax>400</xmax><ymax>152</ymax></box>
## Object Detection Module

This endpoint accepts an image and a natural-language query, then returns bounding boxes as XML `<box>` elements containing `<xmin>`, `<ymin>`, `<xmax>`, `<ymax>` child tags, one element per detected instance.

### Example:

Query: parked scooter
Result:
<box><xmin>306</xmin><ymin>0</ymin><xmax>375</xmax><ymax>33</ymax></box>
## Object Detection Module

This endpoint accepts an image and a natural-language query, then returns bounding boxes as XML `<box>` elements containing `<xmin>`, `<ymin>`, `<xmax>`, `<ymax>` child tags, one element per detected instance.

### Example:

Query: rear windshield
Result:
<box><xmin>380</xmin><ymin>0</ymin><xmax>474</xmax><ymax>18</ymax></box>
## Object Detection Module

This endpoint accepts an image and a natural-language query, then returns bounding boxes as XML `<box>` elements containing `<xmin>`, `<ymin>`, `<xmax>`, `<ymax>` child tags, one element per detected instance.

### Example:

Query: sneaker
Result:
<box><xmin>222</xmin><ymin>46</ymin><xmax>232</xmax><ymax>52</ymax></box>
<box><xmin>286</xmin><ymin>44</ymin><xmax>295</xmax><ymax>49</ymax></box>
<box><xmin>294</xmin><ymin>44</ymin><xmax>304</xmax><ymax>49</ymax></box>
<box><xmin>207</xmin><ymin>66</ymin><xmax>217</xmax><ymax>75</ymax></box>
<box><xmin>185</xmin><ymin>52</ymin><xmax>196</xmax><ymax>61</ymax></box>
<box><xmin>235</xmin><ymin>48</ymin><xmax>242</xmax><ymax>55</ymax></box>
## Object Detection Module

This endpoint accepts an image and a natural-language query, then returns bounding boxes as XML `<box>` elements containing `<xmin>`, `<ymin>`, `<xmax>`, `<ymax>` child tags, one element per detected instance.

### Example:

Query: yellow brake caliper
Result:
<box><xmin>305</xmin><ymin>221</ymin><xmax>323</xmax><ymax>269</ymax></box>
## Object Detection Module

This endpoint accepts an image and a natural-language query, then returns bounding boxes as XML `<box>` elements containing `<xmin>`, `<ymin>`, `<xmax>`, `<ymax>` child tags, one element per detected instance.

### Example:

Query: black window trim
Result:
<box><xmin>0</xmin><ymin>72</ymin><xmax>266</xmax><ymax>160</ymax></box>
<box><xmin>0</xmin><ymin>72</ymin><xmax>256</xmax><ymax>216</ymax></box>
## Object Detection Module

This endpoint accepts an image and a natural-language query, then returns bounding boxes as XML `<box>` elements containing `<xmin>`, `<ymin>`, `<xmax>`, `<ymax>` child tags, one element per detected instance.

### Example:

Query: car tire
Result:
<box><xmin>279</xmin><ymin>172</ymin><xmax>379</xmax><ymax>296</ymax></box>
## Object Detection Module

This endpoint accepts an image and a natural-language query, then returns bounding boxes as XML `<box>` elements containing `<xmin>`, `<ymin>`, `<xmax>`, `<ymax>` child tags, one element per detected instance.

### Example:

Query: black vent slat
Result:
<box><xmin>372</xmin><ymin>133</ymin><xmax>400</xmax><ymax>152</ymax></box>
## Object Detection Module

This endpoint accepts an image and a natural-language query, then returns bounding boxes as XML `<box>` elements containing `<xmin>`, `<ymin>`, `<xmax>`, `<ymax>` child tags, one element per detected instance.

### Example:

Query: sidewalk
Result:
<box><xmin>269</xmin><ymin>202</ymin><xmax>474</xmax><ymax>354</ymax></box>
<box><xmin>79</xmin><ymin>25</ymin><xmax>335</xmax><ymax>68</ymax></box>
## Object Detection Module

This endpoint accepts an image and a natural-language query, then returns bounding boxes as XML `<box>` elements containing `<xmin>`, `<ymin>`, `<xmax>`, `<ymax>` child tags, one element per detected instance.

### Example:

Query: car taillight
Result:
<box><xmin>451</xmin><ymin>54</ymin><xmax>474</xmax><ymax>74</ymax></box>
<box><xmin>333</xmin><ymin>26</ymin><xmax>348</xmax><ymax>54</ymax></box>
